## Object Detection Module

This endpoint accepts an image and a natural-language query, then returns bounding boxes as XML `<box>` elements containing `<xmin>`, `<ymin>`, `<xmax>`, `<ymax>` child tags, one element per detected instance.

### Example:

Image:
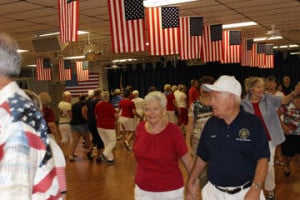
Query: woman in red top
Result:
<box><xmin>133</xmin><ymin>91</ymin><xmax>194</xmax><ymax>200</ymax></box>
<box><xmin>119</xmin><ymin>89</ymin><xmax>141</xmax><ymax>150</ymax></box>
<box><xmin>95</xmin><ymin>91</ymin><xmax>118</xmax><ymax>164</ymax></box>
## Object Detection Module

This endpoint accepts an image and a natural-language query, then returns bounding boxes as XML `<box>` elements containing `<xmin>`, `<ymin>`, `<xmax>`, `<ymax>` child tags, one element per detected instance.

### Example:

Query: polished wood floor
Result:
<box><xmin>65</xmin><ymin>140</ymin><xmax>300</xmax><ymax>200</ymax></box>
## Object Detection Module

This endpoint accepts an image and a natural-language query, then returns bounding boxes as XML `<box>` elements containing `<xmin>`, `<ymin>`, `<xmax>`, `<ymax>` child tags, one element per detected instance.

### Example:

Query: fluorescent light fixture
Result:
<box><xmin>63</xmin><ymin>55</ymin><xmax>85</xmax><ymax>60</ymax></box>
<box><xmin>253</xmin><ymin>36</ymin><xmax>283</xmax><ymax>42</ymax></box>
<box><xmin>17</xmin><ymin>49</ymin><xmax>29</xmax><ymax>53</ymax></box>
<box><xmin>38</xmin><ymin>30</ymin><xmax>89</xmax><ymax>37</ymax></box>
<box><xmin>273</xmin><ymin>44</ymin><xmax>299</xmax><ymax>49</ymax></box>
<box><xmin>290</xmin><ymin>51</ymin><xmax>300</xmax><ymax>55</ymax></box>
<box><xmin>27</xmin><ymin>64</ymin><xmax>36</xmax><ymax>67</ymax></box>
<box><xmin>143</xmin><ymin>0</ymin><xmax>197</xmax><ymax>7</ymax></box>
<box><xmin>112</xmin><ymin>58</ymin><xmax>137</xmax><ymax>63</ymax></box>
<box><xmin>222</xmin><ymin>21</ymin><xmax>257</xmax><ymax>29</ymax></box>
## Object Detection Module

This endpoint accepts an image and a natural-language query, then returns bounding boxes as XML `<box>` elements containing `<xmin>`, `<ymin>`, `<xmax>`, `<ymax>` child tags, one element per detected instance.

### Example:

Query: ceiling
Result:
<box><xmin>1</xmin><ymin>0</ymin><xmax>300</xmax><ymax>68</ymax></box>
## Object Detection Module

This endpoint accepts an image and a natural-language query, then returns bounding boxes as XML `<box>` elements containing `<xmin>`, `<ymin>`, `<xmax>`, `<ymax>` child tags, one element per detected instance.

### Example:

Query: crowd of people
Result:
<box><xmin>1</xmin><ymin>32</ymin><xmax>300</xmax><ymax>200</ymax></box>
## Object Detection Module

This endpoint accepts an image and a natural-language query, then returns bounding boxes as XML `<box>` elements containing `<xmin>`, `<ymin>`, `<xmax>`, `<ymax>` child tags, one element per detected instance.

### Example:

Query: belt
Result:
<box><xmin>215</xmin><ymin>181</ymin><xmax>252</xmax><ymax>194</ymax></box>
<box><xmin>59</xmin><ymin>122</ymin><xmax>70</xmax><ymax>124</ymax></box>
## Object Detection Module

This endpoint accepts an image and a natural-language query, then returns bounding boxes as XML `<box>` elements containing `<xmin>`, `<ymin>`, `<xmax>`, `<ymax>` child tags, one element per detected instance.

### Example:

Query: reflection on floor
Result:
<box><xmin>65</xmin><ymin>140</ymin><xmax>300</xmax><ymax>200</ymax></box>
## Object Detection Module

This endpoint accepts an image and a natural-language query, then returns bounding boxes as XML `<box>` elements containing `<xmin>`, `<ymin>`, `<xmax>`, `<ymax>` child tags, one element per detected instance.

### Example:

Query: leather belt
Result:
<box><xmin>215</xmin><ymin>181</ymin><xmax>252</xmax><ymax>194</ymax></box>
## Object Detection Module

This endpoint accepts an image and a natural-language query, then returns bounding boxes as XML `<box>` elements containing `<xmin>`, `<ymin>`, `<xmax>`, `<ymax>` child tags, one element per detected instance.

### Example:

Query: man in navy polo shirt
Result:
<box><xmin>186</xmin><ymin>75</ymin><xmax>270</xmax><ymax>200</ymax></box>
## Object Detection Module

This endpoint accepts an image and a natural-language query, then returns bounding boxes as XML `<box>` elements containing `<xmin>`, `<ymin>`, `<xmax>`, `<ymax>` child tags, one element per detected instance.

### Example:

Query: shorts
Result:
<box><xmin>70</xmin><ymin>124</ymin><xmax>89</xmax><ymax>134</ymax></box>
<box><xmin>119</xmin><ymin>116</ymin><xmax>135</xmax><ymax>131</ymax></box>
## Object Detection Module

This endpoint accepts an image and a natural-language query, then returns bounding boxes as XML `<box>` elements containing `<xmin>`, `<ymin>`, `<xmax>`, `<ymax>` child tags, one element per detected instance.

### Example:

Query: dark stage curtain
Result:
<box><xmin>107</xmin><ymin>53</ymin><xmax>300</xmax><ymax>97</ymax></box>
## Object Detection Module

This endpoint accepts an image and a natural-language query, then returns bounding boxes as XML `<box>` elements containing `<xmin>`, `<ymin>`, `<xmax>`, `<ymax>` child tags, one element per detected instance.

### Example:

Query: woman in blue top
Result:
<box><xmin>241</xmin><ymin>76</ymin><xmax>300</xmax><ymax>200</ymax></box>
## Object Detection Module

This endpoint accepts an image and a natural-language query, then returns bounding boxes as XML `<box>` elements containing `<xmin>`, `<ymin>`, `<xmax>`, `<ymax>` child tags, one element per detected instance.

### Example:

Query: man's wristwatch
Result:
<box><xmin>252</xmin><ymin>182</ymin><xmax>262</xmax><ymax>190</ymax></box>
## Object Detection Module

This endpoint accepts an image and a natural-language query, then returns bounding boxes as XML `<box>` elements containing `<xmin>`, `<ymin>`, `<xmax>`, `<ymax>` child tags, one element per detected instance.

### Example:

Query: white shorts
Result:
<box><xmin>134</xmin><ymin>185</ymin><xmax>184</xmax><ymax>200</ymax></box>
<box><xmin>119</xmin><ymin>116</ymin><xmax>135</xmax><ymax>131</ymax></box>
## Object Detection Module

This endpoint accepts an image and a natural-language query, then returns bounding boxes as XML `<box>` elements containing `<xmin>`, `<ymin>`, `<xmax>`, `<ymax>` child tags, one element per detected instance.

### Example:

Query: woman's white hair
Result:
<box><xmin>0</xmin><ymin>33</ymin><xmax>21</xmax><ymax>77</ymax></box>
<box><xmin>144</xmin><ymin>91</ymin><xmax>167</xmax><ymax>108</ymax></box>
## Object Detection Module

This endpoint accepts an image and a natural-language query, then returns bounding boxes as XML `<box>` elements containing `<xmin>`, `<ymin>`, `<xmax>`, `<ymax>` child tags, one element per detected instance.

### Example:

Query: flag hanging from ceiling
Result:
<box><xmin>66</xmin><ymin>73</ymin><xmax>99</xmax><ymax>96</ymax></box>
<box><xmin>222</xmin><ymin>30</ymin><xmax>241</xmax><ymax>63</ymax></box>
<box><xmin>58</xmin><ymin>59</ymin><xmax>72</xmax><ymax>81</ymax></box>
<box><xmin>202</xmin><ymin>24</ymin><xmax>223</xmax><ymax>63</ymax></box>
<box><xmin>253</xmin><ymin>43</ymin><xmax>266</xmax><ymax>68</ymax></box>
<box><xmin>108</xmin><ymin>0</ymin><xmax>145</xmax><ymax>53</ymax></box>
<box><xmin>241</xmin><ymin>38</ymin><xmax>254</xmax><ymax>67</ymax></box>
<box><xmin>58</xmin><ymin>0</ymin><xmax>79</xmax><ymax>44</ymax></box>
<box><xmin>179</xmin><ymin>16</ymin><xmax>203</xmax><ymax>60</ymax></box>
<box><xmin>76</xmin><ymin>61</ymin><xmax>89</xmax><ymax>81</ymax></box>
<box><xmin>265</xmin><ymin>45</ymin><xmax>274</xmax><ymax>68</ymax></box>
<box><xmin>36</xmin><ymin>58</ymin><xmax>52</xmax><ymax>81</ymax></box>
<box><xmin>146</xmin><ymin>7</ymin><xmax>180</xmax><ymax>56</ymax></box>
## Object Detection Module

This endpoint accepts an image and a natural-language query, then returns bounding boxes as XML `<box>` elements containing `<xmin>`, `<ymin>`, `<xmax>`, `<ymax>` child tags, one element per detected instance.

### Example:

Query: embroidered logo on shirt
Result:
<box><xmin>236</xmin><ymin>128</ymin><xmax>251</xmax><ymax>142</ymax></box>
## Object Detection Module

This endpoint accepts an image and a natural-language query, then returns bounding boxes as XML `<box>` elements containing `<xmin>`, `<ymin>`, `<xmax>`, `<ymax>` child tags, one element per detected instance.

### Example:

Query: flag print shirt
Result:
<box><xmin>0</xmin><ymin>81</ymin><xmax>61</xmax><ymax>200</ymax></box>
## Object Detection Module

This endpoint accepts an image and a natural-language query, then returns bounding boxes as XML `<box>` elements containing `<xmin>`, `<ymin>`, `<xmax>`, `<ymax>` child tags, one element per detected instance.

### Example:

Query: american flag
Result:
<box><xmin>108</xmin><ymin>0</ymin><xmax>145</xmax><ymax>53</ymax></box>
<box><xmin>222</xmin><ymin>30</ymin><xmax>241</xmax><ymax>63</ymax></box>
<box><xmin>36</xmin><ymin>58</ymin><xmax>52</xmax><ymax>81</ymax></box>
<box><xmin>253</xmin><ymin>43</ymin><xmax>266</xmax><ymax>68</ymax></box>
<box><xmin>58</xmin><ymin>59</ymin><xmax>72</xmax><ymax>81</ymax></box>
<box><xmin>265</xmin><ymin>44</ymin><xmax>274</xmax><ymax>68</ymax></box>
<box><xmin>147</xmin><ymin>7</ymin><xmax>180</xmax><ymax>56</ymax></box>
<box><xmin>76</xmin><ymin>61</ymin><xmax>89</xmax><ymax>82</ymax></box>
<box><xmin>241</xmin><ymin>37</ymin><xmax>254</xmax><ymax>67</ymax></box>
<box><xmin>179</xmin><ymin>16</ymin><xmax>203</xmax><ymax>60</ymax></box>
<box><xmin>202</xmin><ymin>24</ymin><xmax>223</xmax><ymax>63</ymax></box>
<box><xmin>66</xmin><ymin>73</ymin><xmax>99</xmax><ymax>96</ymax></box>
<box><xmin>58</xmin><ymin>0</ymin><xmax>79</xmax><ymax>44</ymax></box>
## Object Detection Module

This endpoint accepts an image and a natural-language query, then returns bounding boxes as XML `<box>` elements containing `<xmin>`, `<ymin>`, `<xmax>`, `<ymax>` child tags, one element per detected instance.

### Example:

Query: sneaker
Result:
<box><xmin>266</xmin><ymin>194</ymin><xmax>276</xmax><ymax>200</ymax></box>
<box><xmin>86</xmin><ymin>152</ymin><xmax>93</xmax><ymax>162</ymax></box>
<box><xmin>107</xmin><ymin>160</ymin><xmax>115</xmax><ymax>165</ymax></box>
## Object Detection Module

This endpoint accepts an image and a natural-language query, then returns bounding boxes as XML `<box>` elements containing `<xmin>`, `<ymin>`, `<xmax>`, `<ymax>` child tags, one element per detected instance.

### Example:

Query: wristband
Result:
<box><xmin>252</xmin><ymin>182</ymin><xmax>262</xmax><ymax>190</ymax></box>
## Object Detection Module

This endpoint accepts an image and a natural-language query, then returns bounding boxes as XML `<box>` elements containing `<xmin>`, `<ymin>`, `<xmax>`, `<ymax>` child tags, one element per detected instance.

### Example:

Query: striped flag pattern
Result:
<box><xmin>58</xmin><ymin>59</ymin><xmax>72</xmax><ymax>81</ymax></box>
<box><xmin>76</xmin><ymin>61</ymin><xmax>89</xmax><ymax>82</ymax></box>
<box><xmin>36</xmin><ymin>58</ymin><xmax>52</xmax><ymax>81</ymax></box>
<box><xmin>202</xmin><ymin>24</ymin><xmax>223</xmax><ymax>63</ymax></box>
<box><xmin>222</xmin><ymin>30</ymin><xmax>241</xmax><ymax>63</ymax></box>
<box><xmin>66</xmin><ymin>73</ymin><xmax>99</xmax><ymax>96</ymax></box>
<box><xmin>265</xmin><ymin>45</ymin><xmax>274</xmax><ymax>68</ymax></box>
<box><xmin>58</xmin><ymin>0</ymin><xmax>79</xmax><ymax>44</ymax></box>
<box><xmin>241</xmin><ymin>38</ymin><xmax>254</xmax><ymax>67</ymax></box>
<box><xmin>253</xmin><ymin>43</ymin><xmax>266</xmax><ymax>68</ymax></box>
<box><xmin>179</xmin><ymin>16</ymin><xmax>203</xmax><ymax>60</ymax></box>
<box><xmin>147</xmin><ymin>7</ymin><xmax>180</xmax><ymax>56</ymax></box>
<box><xmin>108</xmin><ymin>0</ymin><xmax>145</xmax><ymax>53</ymax></box>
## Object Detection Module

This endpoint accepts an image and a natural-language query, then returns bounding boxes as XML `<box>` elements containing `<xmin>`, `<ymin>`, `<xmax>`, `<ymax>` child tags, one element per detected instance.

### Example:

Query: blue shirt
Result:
<box><xmin>241</xmin><ymin>93</ymin><xmax>285</xmax><ymax>146</ymax></box>
<box><xmin>197</xmin><ymin>109</ymin><xmax>270</xmax><ymax>187</ymax></box>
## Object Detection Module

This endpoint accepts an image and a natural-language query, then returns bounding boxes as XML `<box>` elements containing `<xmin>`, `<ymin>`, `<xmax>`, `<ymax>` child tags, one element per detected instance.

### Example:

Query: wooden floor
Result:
<box><xmin>65</xmin><ymin>140</ymin><xmax>300</xmax><ymax>200</ymax></box>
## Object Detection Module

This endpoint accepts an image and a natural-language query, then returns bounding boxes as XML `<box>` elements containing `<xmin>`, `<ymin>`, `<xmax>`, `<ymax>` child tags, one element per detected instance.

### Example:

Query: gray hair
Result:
<box><xmin>0</xmin><ymin>33</ymin><xmax>21</xmax><ymax>77</ymax></box>
<box><xmin>244</xmin><ymin>77</ymin><xmax>265</xmax><ymax>94</ymax></box>
<box><xmin>101</xmin><ymin>90</ymin><xmax>110</xmax><ymax>101</ymax></box>
<box><xmin>144</xmin><ymin>91</ymin><xmax>167</xmax><ymax>108</ymax></box>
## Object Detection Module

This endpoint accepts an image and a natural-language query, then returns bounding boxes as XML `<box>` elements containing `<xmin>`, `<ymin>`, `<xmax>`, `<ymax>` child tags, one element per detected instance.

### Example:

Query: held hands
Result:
<box><xmin>244</xmin><ymin>186</ymin><xmax>261</xmax><ymax>200</ymax></box>
<box><xmin>186</xmin><ymin>180</ymin><xmax>200</xmax><ymax>200</ymax></box>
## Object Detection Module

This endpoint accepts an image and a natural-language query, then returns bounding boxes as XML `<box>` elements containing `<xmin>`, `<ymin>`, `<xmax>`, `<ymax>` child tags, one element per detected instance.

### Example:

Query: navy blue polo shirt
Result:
<box><xmin>197</xmin><ymin>109</ymin><xmax>270</xmax><ymax>187</ymax></box>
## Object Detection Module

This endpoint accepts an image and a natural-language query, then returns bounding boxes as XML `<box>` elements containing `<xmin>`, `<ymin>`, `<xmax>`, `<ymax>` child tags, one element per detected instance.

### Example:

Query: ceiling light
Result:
<box><xmin>27</xmin><ymin>64</ymin><xmax>36</xmax><ymax>67</ymax></box>
<box><xmin>290</xmin><ymin>51</ymin><xmax>300</xmax><ymax>55</ymax></box>
<box><xmin>17</xmin><ymin>49</ymin><xmax>29</xmax><ymax>53</ymax></box>
<box><xmin>253</xmin><ymin>36</ymin><xmax>283</xmax><ymax>42</ymax></box>
<box><xmin>222</xmin><ymin>21</ymin><xmax>257</xmax><ymax>29</ymax></box>
<box><xmin>112</xmin><ymin>58</ymin><xmax>137</xmax><ymax>63</ymax></box>
<box><xmin>63</xmin><ymin>55</ymin><xmax>85</xmax><ymax>60</ymax></box>
<box><xmin>38</xmin><ymin>30</ymin><xmax>89</xmax><ymax>37</ymax></box>
<box><xmin>273</xmin><ymin>44</ymin><xmax>299</xmax><ymax>49</ymax></box>
<box><xmin>143</xmin><ymin>0</ymin><xmax>197</xmax><ymax>7</ymax></box>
